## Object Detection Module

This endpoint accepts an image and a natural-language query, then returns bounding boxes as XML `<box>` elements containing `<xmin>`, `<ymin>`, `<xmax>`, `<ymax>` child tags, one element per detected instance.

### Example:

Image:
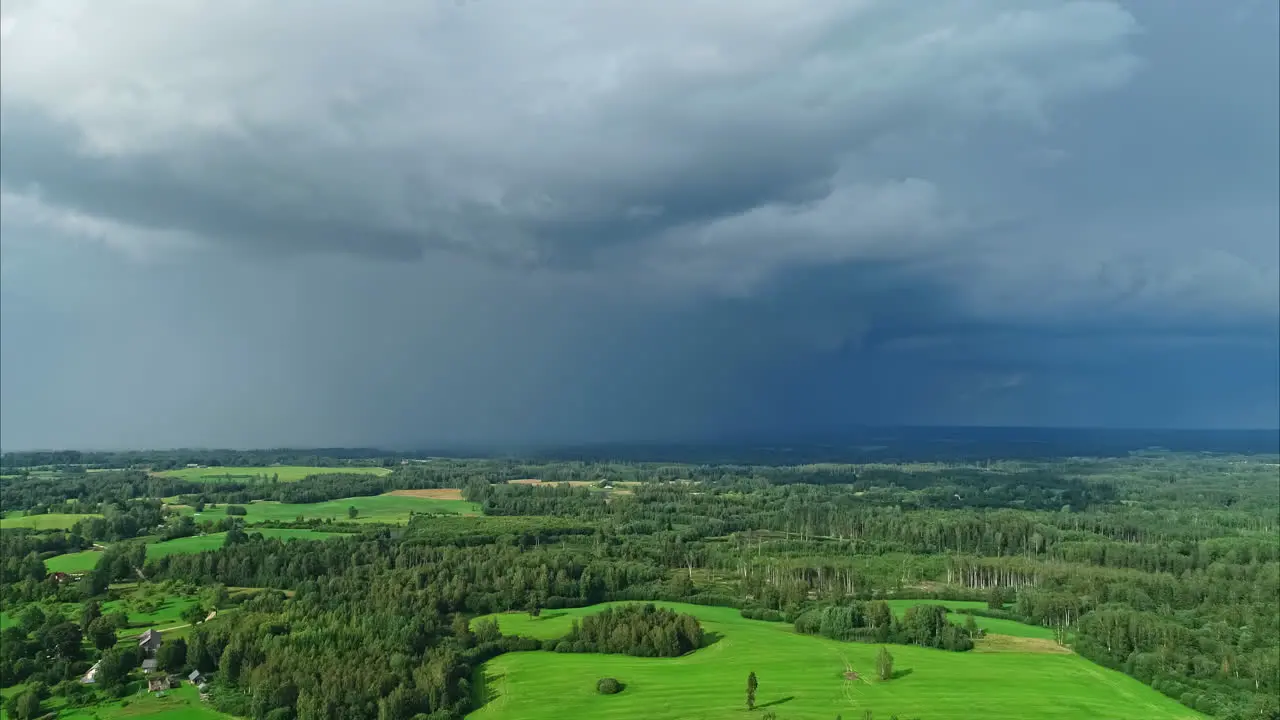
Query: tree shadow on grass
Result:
<box><xmin>473</xmin><ymin>671</ymin><xmax>503</xmax><ymax>708</ymax></box>
<box><xmin>536</xmin><ymin>611</ymin><xmax>567</xmax><ymax>621</ymax></box>
<box><xmin>890</xmin><ymin>668</ymin><xmax>914</xmax><ymax>680</ymax></box>
<box><xmin>700</xmin><ymin>631</ymin><xmax>724</xmax><ymax>648</ymax></box>
<box><xmin>756</xmin><ymin>696</ymin><xmax>795</xmax><ymax>710</ymax></box>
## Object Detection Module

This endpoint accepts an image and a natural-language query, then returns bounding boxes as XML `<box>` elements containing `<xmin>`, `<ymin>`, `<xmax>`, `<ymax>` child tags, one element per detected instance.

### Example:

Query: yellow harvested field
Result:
<box><xmin>508</xmin><ymin>479</ymin><xmax>607</xmax><ymax>487</ymax></box>
<box><xmin>384</xmin><ymin>488</ymin><xmax>464</xmax><ymax>500</ymax></box>
<box><xmin>975</xmin><ymin>634</ymin><xmax>1072</xmax><ymax>654</ymax></box>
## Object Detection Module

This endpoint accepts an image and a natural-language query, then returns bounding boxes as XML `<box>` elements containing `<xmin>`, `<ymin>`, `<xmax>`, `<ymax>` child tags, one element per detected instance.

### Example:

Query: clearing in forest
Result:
<box><xmin>0</xmin><ymin>512</ymin><xmax>101</xmax><ymax>530</ymax></box>
<box><xmin>43</xmin><ymin>548</ymin><xmax>104</xmax><ymax>574</ymax></box>
<box><xmin>466</xmin><ymin>602</ymin><xmax>1202</xmax><ymax>720</ymax></box>
<box><xmin>173</xmin><ymin>493</ymin><xmax>480</xmax><ymax>524</ymax></box>
<box><xmin>385</xmin><ymin>488</ymin><xmax>465</xmax><ymax>500</ymax></box>
<box><xmin>145</xmin><ymin>528</ymin><xmax>350</xmax><ymax>560</ymax></box>
<box><xmin>154</xmin><ymin>465</ymin><xmax>391</xmax><ymax>483</ymax></box>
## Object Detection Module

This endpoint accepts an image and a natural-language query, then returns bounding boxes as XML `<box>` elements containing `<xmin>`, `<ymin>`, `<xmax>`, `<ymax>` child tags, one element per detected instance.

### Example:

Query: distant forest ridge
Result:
<box><xmin>3</xmin><ymin>427</ymin><xmax>1278</xmax><ymax>468</ymax></box>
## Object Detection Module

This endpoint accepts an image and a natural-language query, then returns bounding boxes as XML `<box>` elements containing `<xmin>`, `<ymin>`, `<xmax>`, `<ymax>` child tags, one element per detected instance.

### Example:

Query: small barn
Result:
<box><xmin>188</xmin><ymin>669</ymin><xmax>205</xmax><ymax>685</ymax></box>
<box><xmin>81</xmin><ymin>660</ymin><xmax>102</xmax><ymax>685</ymax></box>
<box><xmin>138</xmin><ymin>629</ymin><xmax>162</xmax><ymax>655</ymax></box>
<box><xmin>147</xmin><ymin>676</ymin><xmax>168</xmax><ymax>693</ymax></box>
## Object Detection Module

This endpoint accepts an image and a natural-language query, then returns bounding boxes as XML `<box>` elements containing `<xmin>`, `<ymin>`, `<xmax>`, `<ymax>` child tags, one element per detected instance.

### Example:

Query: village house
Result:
<box><xmin>138</xmin><ymin>628</ymin><xmax>162</xmax><ymax>656</ymax></box>
<box><xmin>141</xmin><ymin>658</ymin><xmax>158</xmax><ymax>673</ymax></box>
<box><xmin>147</xmin><ymin>676</ymin><xmax>168</xmax><ymax>693</ymax></box>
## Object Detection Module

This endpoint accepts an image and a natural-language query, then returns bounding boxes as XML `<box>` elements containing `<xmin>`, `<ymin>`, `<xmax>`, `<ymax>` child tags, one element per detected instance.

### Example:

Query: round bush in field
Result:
<box><xmin>596</xmin><ymin>677</ymin><xmax>622</xmax><ymax>695</ymax></box>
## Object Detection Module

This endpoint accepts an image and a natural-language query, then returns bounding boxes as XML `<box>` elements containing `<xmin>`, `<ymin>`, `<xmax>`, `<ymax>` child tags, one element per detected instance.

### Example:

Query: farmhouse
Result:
<box><xmin>141</xmin><ymin>658</ymin><xmax>158</xmax><ymax>673</ymax></box>
<box><xmin>48</xmin><ymin>571</ymin><xmax>71</xmax><ymax>583</ymax></box>
<box><xmin>138</xmin><ymin>628</ymin><xmax>162</xmax><ymax>655</ymax></box>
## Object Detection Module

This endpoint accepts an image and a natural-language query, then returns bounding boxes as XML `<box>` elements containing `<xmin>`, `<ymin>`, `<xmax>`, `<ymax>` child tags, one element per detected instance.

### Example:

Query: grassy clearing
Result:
<box><xmin>0</xmin><ymin>512</ymin><xmax>100</xmax><ymax>530</ymax></box>
<box><xmin>467</xmin><ymin>602</ymin><xmax>1201</xmax><ymax>720</ymax></box>
<box><xmin>102</xmin><ymin>583</ymin><xmax>205</xmax><ymax>632</ymax></box>
<box><xmin>0</xmin><ymin>602</ymin><xmax>80</xmax><ymax>630</ymax></box>
<box><xmin>146</xmin><ymin>534</ymin><xmax>227</xmax><ymax>560</ymax></box>
<box><xmin>146</xmin><ymin>528</ymin><xmax>347</xmax><ymax>561</ymax></box>
<box><xmin>384</xmin><ymin>488</ymin><xmax>465</xmax><ymax>500</ymax></box>
<box><xmin>45</xmin><ymin>548</ymin><xmax>105</xmax><ymax>574</ymax></box>
<box><xmin>883</xmin><ymin>599</ymin><xmax>1055</xmax><ymax>640</ymax></box>
<box><xmin>57</xmin><ymin>683</ymin><xmax>233</xmax><ymax>720</ymax></box>
<box><xmin>154</xmin><ymin>465</ymin><xmax>390</xmax><ymax>483</ymax></box>
<box><xmin>178</xmin><ymin>493</ymin><xmax>480</xmax><ymax>524</ymax></box>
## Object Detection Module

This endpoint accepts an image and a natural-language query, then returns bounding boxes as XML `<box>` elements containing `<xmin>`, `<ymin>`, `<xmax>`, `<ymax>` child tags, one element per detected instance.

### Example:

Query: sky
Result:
<box><xmin>1</xmin><ymin>0</ymin><xmax>1277</xmax><ymax>450</ymax></box>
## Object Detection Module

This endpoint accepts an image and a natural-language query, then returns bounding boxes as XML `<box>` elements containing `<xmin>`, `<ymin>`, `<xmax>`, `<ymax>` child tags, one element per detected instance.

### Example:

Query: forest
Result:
<box><xmin>0</xmin><ymin>448</ymin><xmax>1276</xmax><ymax>719</ymax></box>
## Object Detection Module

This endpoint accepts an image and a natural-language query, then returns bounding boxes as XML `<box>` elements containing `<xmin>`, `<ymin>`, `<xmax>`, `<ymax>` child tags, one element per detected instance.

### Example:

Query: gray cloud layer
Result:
<box><xmin>2</xmin><ymin>0</ymin><xmax>1277</xmax><ymax>449</ymax></box>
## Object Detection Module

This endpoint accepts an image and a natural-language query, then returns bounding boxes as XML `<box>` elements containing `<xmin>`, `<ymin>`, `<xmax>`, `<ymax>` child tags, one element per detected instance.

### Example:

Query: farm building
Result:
<box><xmin>141</xmin><ymin>658</ymin><xmax>158</xmax><ymax>673</ymax></box>
<box><xmin>189</xmin><ymin>669</ymin><xmax>206</xmax><ymax>685</ymax></box>
<box><xmin>147</xmin><ymin>676</ymin><xmax>168</xmax><ymax>693</ymax></box>
<box><xmin>138</xmin><ymin>628</ymin><xmax>162</xmax><ymax>655</ymax></box>
<box><xmin>48</xmin><ymin>571</ymin><xmax>71</xmax><ymax>583</ymax></box>
<box><xmin>81</xmin><ymin>660</ymin><xmax>101</xmax><ymax>684</ymax></box>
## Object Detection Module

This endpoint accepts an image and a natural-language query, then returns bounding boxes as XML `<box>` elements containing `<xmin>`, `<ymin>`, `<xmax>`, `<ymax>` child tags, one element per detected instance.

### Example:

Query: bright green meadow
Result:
<box><xmin>178</xmin><ymin>494</ymin><xmax>479</xmax><ymax>524</ymax></box>
<box><xmin>467</xmin><ymin>602</ymin><xmax>1201</xmax><ymax>720</ymax></box>
<box><xmin>44</xmin><ymin>549</ymin><xmax>105</xmax><ymax>574</ymax></box>
<box><xmin>882</xmin><ymin>599</ymin><xmax>1055</xmax><ymax>640</ymax></box>
<box><xmin>0</xmin><ymin>512</ymin><xmax>100</xmax><ymax>530</ymax></box>
<box><xmin>0</xmin><ymin>683</ymin><xmax>235</xmax><ymax>720</ymax></box>
<box><xmin>154</xmin><ymin>465</ymin><xmax>390</xmax><ymax>483</ymax></box>
<box><xmin>146</xmin><ymin>528</ymin><xmax>349</xmax><ymax>560</ymax></box>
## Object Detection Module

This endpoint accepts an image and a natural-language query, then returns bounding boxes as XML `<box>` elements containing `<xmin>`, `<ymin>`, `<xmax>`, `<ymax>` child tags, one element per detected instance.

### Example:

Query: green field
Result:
<box><xmin>0</xmin><ymin>512</ymin><xmax>100</xmax><ymax>530</ymax></box>
<box><xmin>467</xmin><ymin>602</ymin><xmax>1200</xmax><ymax>720</ymax></box>
<box><xmin>0</xmin><ymin>602</ymin><xmax>79</xmax><ymax>630</ymax></box>
<box><xmin>44</xmin><ymin>548</ymin><xmax>105</xmax><ymax>574</ymax></box>
<box><xmin>146</xmin><ymin>528</ymin><xmax>349</xmax><ymax>560</ymax></box>
<box><xmin>155</xmin><ymin>465</ymin><xmax>391</xmax><ymax>483</ymax></box>
<box><xmin>882</xmin><ymin>599</ymin><xmax>1055</xmax><ymax>640</ymax></box>
<box><xmin>60</xmin><ymin>684</ymin><xmax>232</xmax><ymax>720</ymax></box>
<box><xmin>179</xmin><ymin>494</ymin><xmax>479</xmax><ymax>524</ymax></box>
<box><xmin>1</xmin><ymin>684</ymin><xmax>233</xmax><ymax>720</ymax></box>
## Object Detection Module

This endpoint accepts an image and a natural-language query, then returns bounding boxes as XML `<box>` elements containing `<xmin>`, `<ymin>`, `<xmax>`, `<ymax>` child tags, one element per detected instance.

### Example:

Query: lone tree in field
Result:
<box><xmin>347</xmin><ymin>505</ymin><xmax>359</xmax><ymax>519</ymax></box>
<box><xmin>987</xmin><ymin>585</ymin><xmax>1006</xmax><ymax>610</ymax></box>
<box><xmin>746</xmin><ymin>671</ymin><xmax>758</xmax><ymax>710</ymax></box>
<box><xmin>876</xmin><ymin>646</ymin><xmax>894</xmax><ymax>681</ymax></box>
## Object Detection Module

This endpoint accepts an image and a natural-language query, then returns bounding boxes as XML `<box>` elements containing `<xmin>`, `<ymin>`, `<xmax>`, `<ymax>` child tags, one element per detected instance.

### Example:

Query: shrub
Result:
<box><xmin>596</xmin><ymin>677</ymin><xmax>622</xmax><ymax>695</ymax></box>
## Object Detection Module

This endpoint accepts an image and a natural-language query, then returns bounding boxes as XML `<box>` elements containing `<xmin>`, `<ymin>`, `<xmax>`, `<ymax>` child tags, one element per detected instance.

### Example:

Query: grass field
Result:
<box><xmin>155</xmin><ymin>465</ymin><xmax>391</xmax><ymax>483</ymax></box>
<box><xmin>0</xmin><ymin>512</ymin><xmax>100</xmax><ymax>530</ymax></box>
<box><xmin>1</xmin><ymin>683</ymin><xmax>232</xmax><ymax>720</ymax></box>
<box><xmin>61</xmin><ymin>684</ymin><xmax>233</xmax><ymax>720</ymax></box>
<box><xmin>146</xmin><ymin>528</ymin><xmax>349</xmax><ymax>560</ymax></box>
<box><xmin>178</xmin><ymin>493</ymin><xmax>479</xmax><ymax>524</ymax></box>
<box><xmin>104</xmin><ymin>592</ymin><xmax>200</xmax><ymax>631</ymax></box>
<box><xmin>0</xmin><ymin>602</ymin><xmax>79</xmax><ymax>630</ymax></box>
<box><xmin>467</xmin><ymin>602</ymin><xmax>1201</xmax><ymax>720</ymax></box>
<box><xmin>882</xmin><ymin>599</ymin><xmax>1055</xmax><ymax>640</ymax></box>
<box><xmin>44</xmin><ymin>548</ymin><xmax>105</xmax><ymax>574</ymax></box>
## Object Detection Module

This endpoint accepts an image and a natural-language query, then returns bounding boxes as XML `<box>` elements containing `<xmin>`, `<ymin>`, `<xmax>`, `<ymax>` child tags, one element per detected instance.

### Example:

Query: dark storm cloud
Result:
<box><xmin>1</xmin><ymin>0</ymin><xmax>1276</xmax><ymax>449</ymax></box>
